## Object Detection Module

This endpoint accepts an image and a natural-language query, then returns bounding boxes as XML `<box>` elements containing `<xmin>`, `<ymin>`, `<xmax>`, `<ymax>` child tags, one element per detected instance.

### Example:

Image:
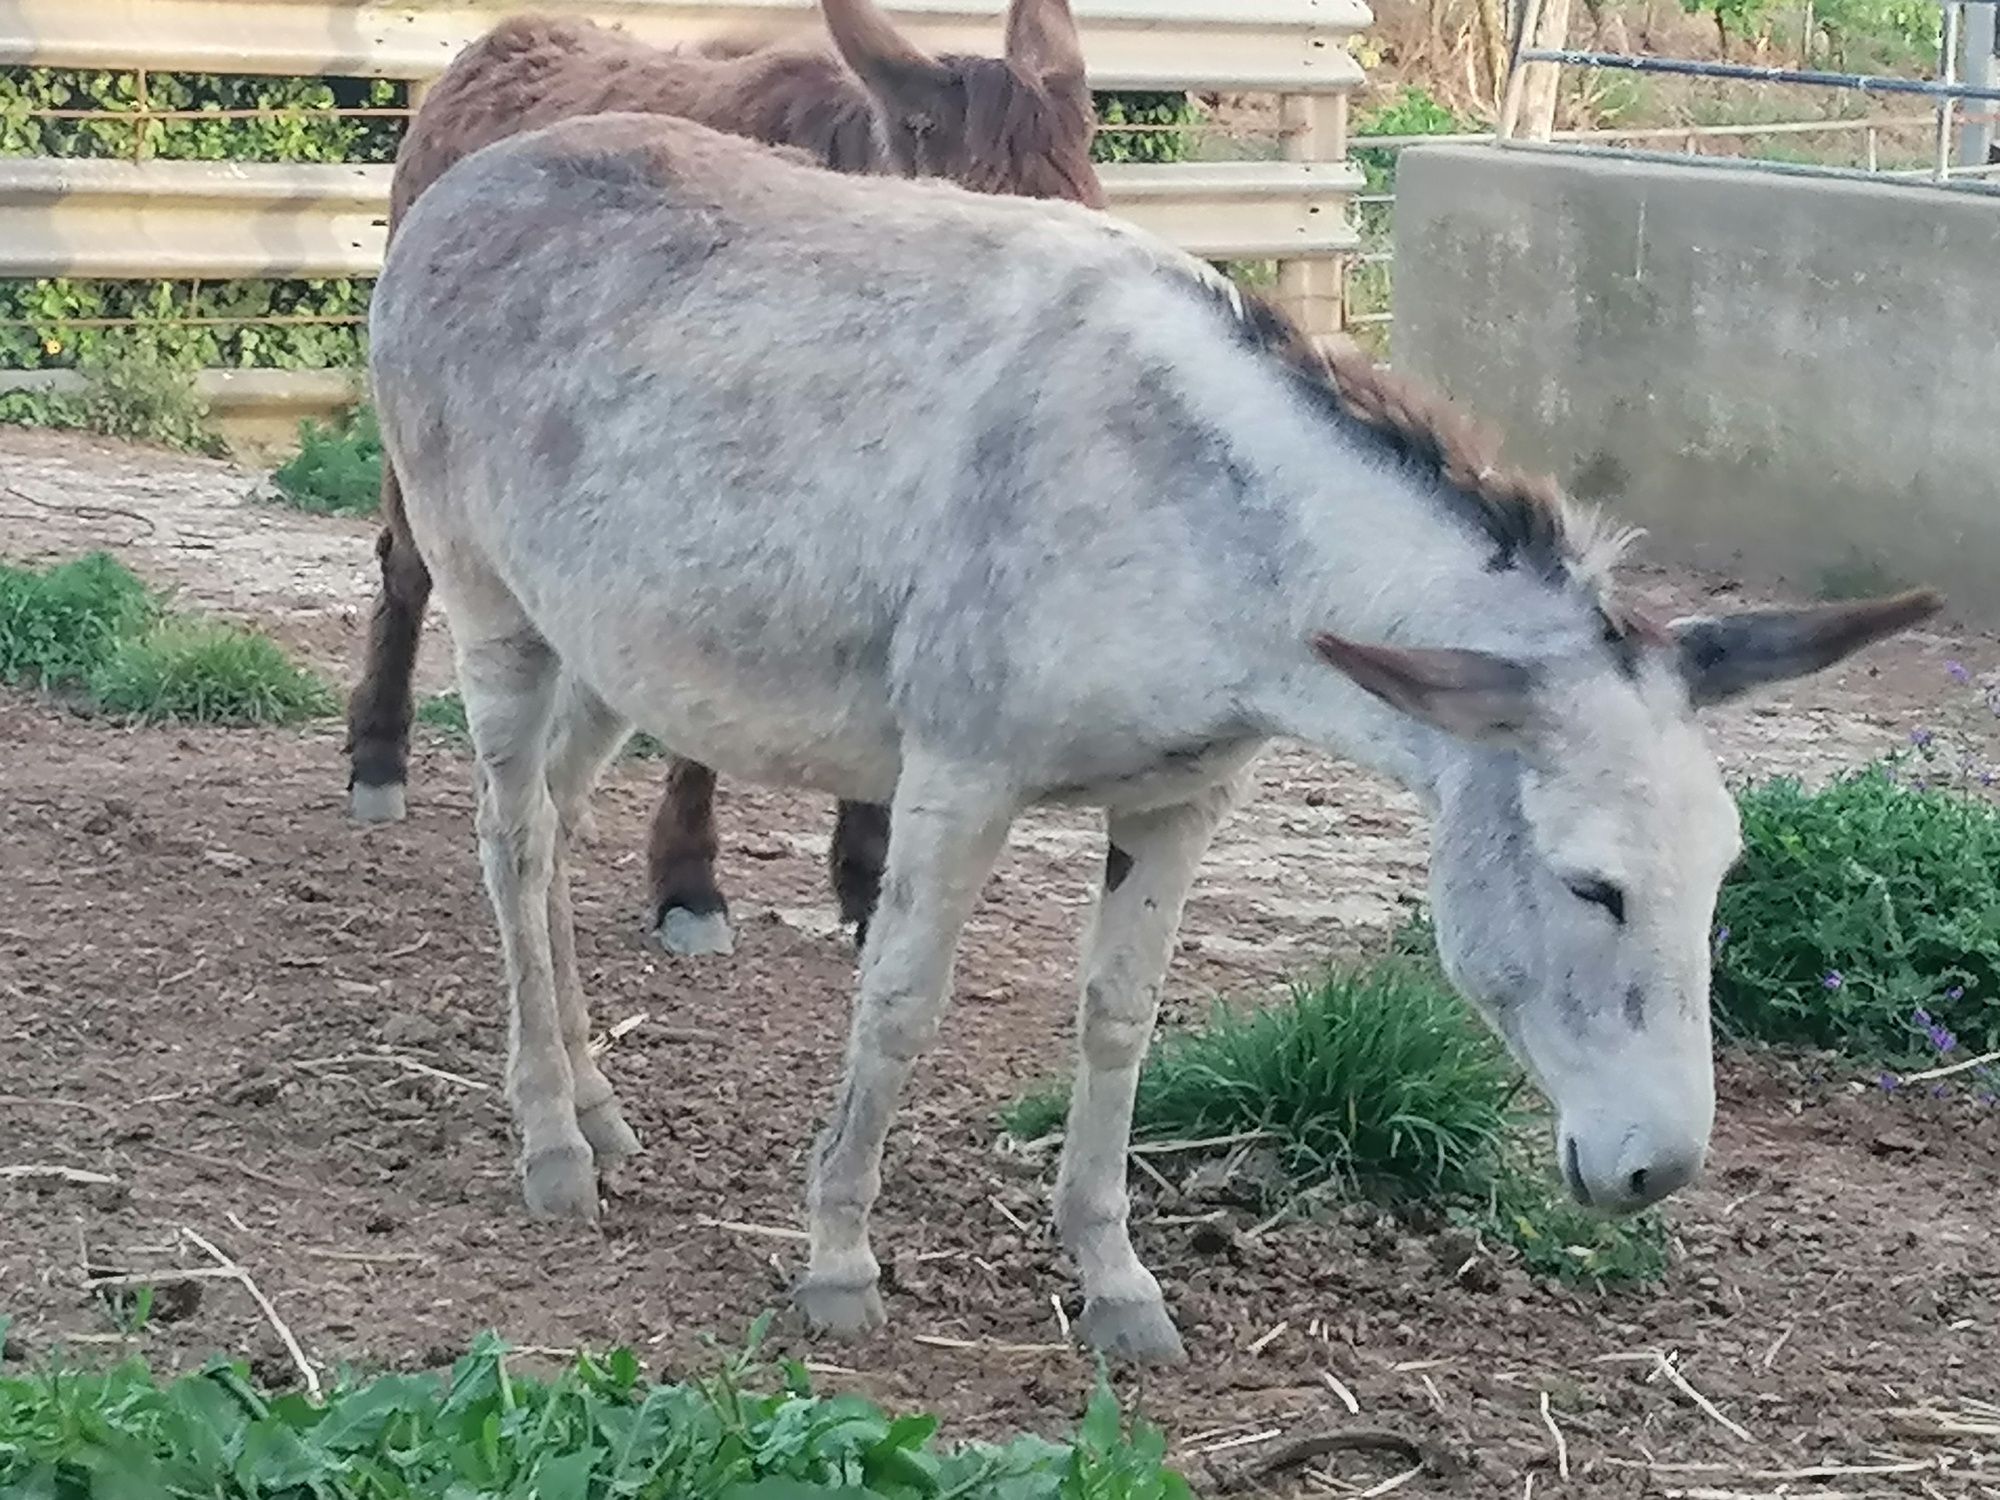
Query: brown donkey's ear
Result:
<box><xmin>1005</xmin><ymin>0</ymin><xmax>1087</xmax><ymax>85</ymax></box>
<box><xmin>1312</xmin><ymin>633</ymin><xmax>1538</xmax><ymax>747</ymax></box>
<box><xmin>821</xmin><ymin>0</ymin><xmax>952</xmax><ymax>117</ymax></box>
<box><xmin>1670</xmin><ymin>589</ymin><xmax>1942</xmax><ymax>708</ymax></box>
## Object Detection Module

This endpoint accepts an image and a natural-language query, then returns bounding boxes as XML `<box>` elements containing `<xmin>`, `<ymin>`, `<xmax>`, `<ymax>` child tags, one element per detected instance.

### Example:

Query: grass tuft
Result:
<box><xmin>1009</xmin><ymin>959</ymin><xmax>1515</xmax><ymax>1201</ymax></box>
<box><xmin>0</xmin><ymin>1322</ymin><xmax>1191</xmax><ymax>1499</ymax></box>
<box><xmin>0</xmin><ymin>552</ymin><xmax>332</xmax><ymax>726</ymax></box>
<box><xmin>270</xmin><ymin>404</ymin><xmax>383</xmax><ymax>516</ymax></box>
<box><xmin>89</xmin><ymin>618</ymin><xmax>335</xmax><ymax>724</ymax></box>
<box><xmin>0</xmin><ymin>551</ymin><xmax>158</xmax><ymax>687</ymax></box>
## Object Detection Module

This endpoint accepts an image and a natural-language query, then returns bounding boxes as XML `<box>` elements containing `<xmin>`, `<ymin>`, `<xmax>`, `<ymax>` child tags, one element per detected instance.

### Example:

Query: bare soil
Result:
<box><xmin>3</xmin><ymin>428</ymin><xmax>1997</xmax><ymax>1496</ymax></box>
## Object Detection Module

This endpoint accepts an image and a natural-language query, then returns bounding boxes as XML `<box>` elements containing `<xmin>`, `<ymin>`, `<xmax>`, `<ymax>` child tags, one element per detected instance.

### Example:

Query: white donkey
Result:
<box><xmin>367</xmin><ymin>112</ymin><xmax>1938</xmax><ymax>1363</ymax></box>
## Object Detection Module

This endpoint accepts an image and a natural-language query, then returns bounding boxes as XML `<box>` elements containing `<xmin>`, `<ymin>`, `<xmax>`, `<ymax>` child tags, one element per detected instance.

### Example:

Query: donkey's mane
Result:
<box><xmin>1192</xmin><ymin>278</ymin><xmax>1636</xmax><ymax>604</ymax></box>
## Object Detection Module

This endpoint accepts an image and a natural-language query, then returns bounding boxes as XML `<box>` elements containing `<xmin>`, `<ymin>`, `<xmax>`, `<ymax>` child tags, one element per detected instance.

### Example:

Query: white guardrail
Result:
<box><xmin>0</xmin><ymin>0</ymin><xmax>1370</xmax><ymax>447</ymax></box>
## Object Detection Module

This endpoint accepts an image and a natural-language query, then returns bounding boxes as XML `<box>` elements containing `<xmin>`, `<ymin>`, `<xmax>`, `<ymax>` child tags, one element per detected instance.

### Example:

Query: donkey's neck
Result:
<box><xmin>1216</xmin><ymin>389</ymin><xmax>1597</xmax><ymax>800</ymax></box>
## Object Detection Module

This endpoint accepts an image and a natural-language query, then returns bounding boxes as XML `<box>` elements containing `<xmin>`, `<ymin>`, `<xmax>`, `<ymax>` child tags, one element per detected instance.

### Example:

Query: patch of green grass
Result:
<box><xmin>418</xmin><ymin>690</ymin><xmax>668</xmax><ymax>759</ymax></box>
<box><xmin>1008</xmin><ymin>959</ymin><xmax>1515</xmax><ymax>1201</ymax></box>
<box><xmin>1715</xmin><ymin>756</ymin><xmax>2000</xmax><ymax>1061</ymax></box>
<box><xmin>270</xmin><ymin>404</ymin><xmax>383</xmax><ymax>516</ymax></box>
<box><xmin>0</xmin><ymin>1322</ymin><xmax>1191</xmax><ymax>1499</ymax></box>
<box><xmin>0</xmin><ymin>551</ymin><xmax>158</xmax><ymax>687</ymax></box>
<box><xmin>0</xmin><ymin>553</ymin><xmax>333</xmax><ymax>726</ymax></box>
<box><xmin>89</xmin><ymin>617</ymin><xmax>335</xmax><ymax>725</ymax></box>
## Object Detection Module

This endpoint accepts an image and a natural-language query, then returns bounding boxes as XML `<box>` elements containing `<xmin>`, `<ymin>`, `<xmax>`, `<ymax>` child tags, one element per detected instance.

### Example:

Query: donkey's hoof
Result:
<box><xmin>794</xmin><ymin>1278</ymin><xmax>886</xmax><ymax>1339</ymax></box>
<box><xmin>1076</xmin><ymin>1298</ymin><xmax>1186</xmax><ymax>1365</ymax></box>
<box><xmin>349</xmin><ymin>780</ymin><xmax>408</xmax><ymax>824</ymax></box>
<box><xmin>656</xmin><ymin>907</ymin><xmax>735</xmax><ymax>958</ymax></box>
<box><xmin>521</xmin><ymin>1141</ymin><xmax>599</xmax><ymax>1221</ymax></box>
<box><xmin>577</xmin><ymin>1097</ymin><xmax>641</xmax><ymax>1163</ymax></box>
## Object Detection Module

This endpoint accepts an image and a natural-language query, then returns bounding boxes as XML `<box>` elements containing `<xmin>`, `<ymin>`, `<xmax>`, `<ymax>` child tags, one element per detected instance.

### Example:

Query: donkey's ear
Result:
<box><xmin>821</xmin><ymin>0</ymin><xmax>952</xmax><ymax>117</ymax></box>
<box><xmin>1005</xmin><ymin>0</ymin><xmax>1087</xmax><ymax>85</ymax></box>
<box><xmin>1312</xmin><ymin>633</ymin><xmax>1537</xmax><ymax>746</ymax></box>
<box><xmin>1671</xmin><ymin>589</ymin><xmax>1942</xmax><ymax>708</ymax></box>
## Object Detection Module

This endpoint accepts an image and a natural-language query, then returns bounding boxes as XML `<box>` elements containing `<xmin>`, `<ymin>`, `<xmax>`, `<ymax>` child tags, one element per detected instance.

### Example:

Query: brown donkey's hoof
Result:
<box><xmin>794</xmin><ymin>1278</ymin><xmax>887</xmax><ymax>1339</ymax></box>
<box><xmin>655</xmin><ymin>907</ymin><xmax>735</xmax><ymax>958</ymax></box>
<box><xmin>349</xmin><ymin>780</ymin><xmax>409</xmax><ymax>824</ymax></box>
<box><xmin>521</xmin><ymin>1141</ymin><xmax>599</xmax><ymax>1221</ymax></box>
<box><xmin>1076</xmin><ymin>1297</ymin><xmax>1187</xmax><ymax>1365</ymax></box>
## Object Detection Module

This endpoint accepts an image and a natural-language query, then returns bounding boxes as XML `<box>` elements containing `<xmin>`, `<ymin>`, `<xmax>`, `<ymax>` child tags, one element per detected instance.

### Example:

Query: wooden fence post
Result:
<box><xmin>1275</xmin><ymin>92</ymin><xmax>1347</xmax><ymax>344</ymax></box>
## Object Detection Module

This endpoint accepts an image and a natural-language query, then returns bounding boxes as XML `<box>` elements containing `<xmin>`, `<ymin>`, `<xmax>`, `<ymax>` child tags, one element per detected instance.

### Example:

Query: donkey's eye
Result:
<box><xmin>1567</xmin><ymin>878</ymin><xmax>1627</xmax><ymax>924</ymax></box>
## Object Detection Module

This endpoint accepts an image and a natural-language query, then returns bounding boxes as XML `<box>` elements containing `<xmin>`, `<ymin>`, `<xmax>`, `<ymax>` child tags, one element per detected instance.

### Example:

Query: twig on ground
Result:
<box><xmin>84</xmin><ymin>1266</ymin><xmax>238</xmax><ymax>1289</ymax></box>
<box><xmin>380</xmin><ymin>933</ymin><xmax>434</xmax><ymax>962</ymax></box>
<box><xmin>295</xmin><ymin>1053</ymin><xmax>490</xmax><ymax>1092</ymax></box>
<box><xmin>988</xmin><ymin>1195</ymin><xmax>1032</xmax><ymax>1233</ymax></box>
<box><xmin>1894</xmin><ymin>1048</ymin><xmax>2000</xmax><ymax>1086</ymax></box>
<box><xmin>1358</xmin><ymin>1466</ymin><xmax>1425</xmax><ymax>1497</ymax></box>
<box><xmin>148</xmin><ymin>1142</ymin><xmax>328</xmax><ymax>1196</ymax></box>
<box><xmin>1211</xmin><ymin>1428</ymin><xmax>1426</xmax><ymax>1494</ymax></box>
<box><xmin>0</xmin><ymin>1094</ymin><xmax>119</xmax><ymax>1123</ymax></box>
<box><xmin>1760</xmin><ymin>1324</ymin><xmax>1793</xmax><ymax>1370</ymax></box>
<box><xmin>1540</xmin><ymin>1390</ymin><xmax>1571</xmax><ymax>1480</ymax></box>
<box><xmin>909</xmin><ymin>1332</ymin><xmax>1069</xmax><ymax>1356</ymax></box>
<box><xmin>695</xmin><ymin>1214</ymin><xmax>808</xmax><ymax>1243</ymax></box>
<box><xmin>4</xmin><ymin>484</ymin><xmax>159</xmax><ymax>537</ymax></box>
<box><xmin>1126</xmin><ymin>1148</ymin><xmax>1177</xmax><ymax>1200</ymax></box>
<box><xmin>181</xmin><ymin>1225</ymin><xmax>321</xmax><ymax>1400</ymax></box>
<box><xmin>1322</xmin><ymin>1369</ymin><xmax>1362</xmax><ymax>1414</ymax></box>
<box><xmin>588</xmin><ymin>1011</ymin><xmax>648</xmax><ymax>1059</ymax></box>
<box><xmin>301</xmin><ymin>1247</ymin><xmax>428</xmax><ymax>1265</ymax></box>
<box><xmin>1597</xmin><ymin>1350</ymin><xmax>1752</xmax><ymax>1443</ymax></box>
<box><xmin>0</xmin><ymin>1164</ymin><xmax>118</xmax><ymax>1185</ymax></box>
<box><xmin>1246</xmin><ymin>1320</ymin><xmax>1289</xmax><ymax>1356</ymax></box>
<box><xmin>1128</xmin><ymin>1129</ymin><xmax>1274</xmax><ymax>1156</ymax></box>
<box><xmin>1048</xmin><ymin>1293</ymin><xmax>1072</xmax><ymax>1342</ymax></box>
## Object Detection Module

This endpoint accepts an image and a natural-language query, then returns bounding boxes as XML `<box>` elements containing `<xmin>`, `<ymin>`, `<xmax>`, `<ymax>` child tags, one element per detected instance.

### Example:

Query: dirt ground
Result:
<box><xmin>3</xmin><ymin>428</ymin><xmax>1998</xmax><ymax>1497</ymax></box>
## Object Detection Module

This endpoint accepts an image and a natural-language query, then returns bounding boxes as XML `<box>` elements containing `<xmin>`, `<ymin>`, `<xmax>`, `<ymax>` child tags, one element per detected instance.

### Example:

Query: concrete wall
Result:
<box><xmin>1393</xmin><ymin>145</ymin><xmax>2000</xmax><ymax>616</ymax></box>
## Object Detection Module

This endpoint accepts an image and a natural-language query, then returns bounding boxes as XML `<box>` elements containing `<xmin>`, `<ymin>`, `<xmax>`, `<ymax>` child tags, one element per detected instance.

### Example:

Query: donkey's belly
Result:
<box><xmin>558</xmin><ymin>622</ymin><xmax>905</xmax><ymax>804</ymax></box>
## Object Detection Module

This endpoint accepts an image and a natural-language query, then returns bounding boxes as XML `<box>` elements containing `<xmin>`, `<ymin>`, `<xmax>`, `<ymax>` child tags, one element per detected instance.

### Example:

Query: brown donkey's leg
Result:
<box><xmin>345</xmin><ymin>462</ymin><xmax>432</xmax><ymax>823</ymax></box>
<box><xmin>830</xmin><ymin>800</ymin><xmax>891</xmax><ymax>952</ymax></box>
<box><xmin>646</xmin><ymin>758</ymin><xmax>736</xmax><ymax>957</ymax></box>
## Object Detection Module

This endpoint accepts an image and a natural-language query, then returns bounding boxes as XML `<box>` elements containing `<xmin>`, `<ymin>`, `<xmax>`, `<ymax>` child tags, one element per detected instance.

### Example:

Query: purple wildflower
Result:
<box><xmin>1932</xmin><ymin>1084</ymin><xmax>1952</xmax><ymax>1100</ymax></box>
<box><xmin>1910</xmin><ymin>728</ymin><xmax>1935</xmax><ymax>749</ymax></box>
<box><xmin>1946</xmin><ymin>660</ymin><xmax>1972</xmax><ymax>685</ymax></box>
<box><xmin>1712</xmin><ymin>924</ymin><xmax>1731</xmax><ymax>955</ymax></box>
<box><xmin>1947</xmin><ymin>986</ymin><xmax>1965</xmax><ymax>1002</ymax></box>
<box><xmin>1877</xmin><ymin>1072</ymin><xmax>1900</xmax><ymax>1092</ymax></box>
<box><xmin>1916</xmin><ymin>1007</ymin><xmax>1933</xmax><ymax>1027</ymax></box>
<box><xmin>1822</xmin><ymin>971</ymin><xmax>1844</xmax><ymax>991</ymax></box>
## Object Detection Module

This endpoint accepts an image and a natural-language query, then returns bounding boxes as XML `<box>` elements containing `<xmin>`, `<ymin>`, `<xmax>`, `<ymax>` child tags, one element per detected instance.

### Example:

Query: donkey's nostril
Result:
<box><xmin>1627</xmin><ymin>1167</ymin><xmax>1649</xmax><ymax>1201</ymax></box>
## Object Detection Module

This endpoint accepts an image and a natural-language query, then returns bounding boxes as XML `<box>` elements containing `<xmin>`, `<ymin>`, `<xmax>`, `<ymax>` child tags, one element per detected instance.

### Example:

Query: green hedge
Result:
<box><xmin>0</xmin><ymin>68</ymin><xmax>1195</xmax><ymax>377</ymax></box>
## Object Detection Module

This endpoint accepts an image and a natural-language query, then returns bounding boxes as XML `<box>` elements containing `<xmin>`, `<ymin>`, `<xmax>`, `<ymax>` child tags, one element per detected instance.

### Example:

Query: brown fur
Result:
<box><xmin>345</xmin><ymin>1</ymin><xmax>1105</xmax><ymax>949</ymax></box>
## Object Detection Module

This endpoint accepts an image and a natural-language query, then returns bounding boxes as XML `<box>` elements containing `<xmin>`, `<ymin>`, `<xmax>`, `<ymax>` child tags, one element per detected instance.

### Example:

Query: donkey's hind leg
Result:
<box><xmin>543</xmin><ymin>671</ymin><xmax>641</xmax><ymax>1165</ymax></box>
<box><xmin>458</xmin><ymin>621</ymin><xmax>597</xmax><ymax>1219</ymax></box>
<box><xmin>645</xmin><ymin>759</ymin><xmax>736</xmax><ymax>957</ymax></box>
<box><xmin>1054</xmin><ymin>772</ymin><xmax>1249</xmax><ymax>1364</ymax></box>
<box><xmin>798</xmin><ymin>751</ymin><xmax>1015</xmax><ymax>1338</ymax></box>
<box><xmin>829</xmin><ymin>800</ymin><xmax>891</xmax><ymax>953</ymax></box>
<box><xmin>346</xmin><ymin>462</ymin><xmax>432</xmax><ymax>823</ymax></box>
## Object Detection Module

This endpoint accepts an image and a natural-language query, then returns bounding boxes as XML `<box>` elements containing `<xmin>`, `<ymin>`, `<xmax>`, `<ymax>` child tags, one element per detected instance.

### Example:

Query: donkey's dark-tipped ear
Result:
<box><xmin>821</xmin><ymin>0</ymin><xmax>951</xmax><ymax>114</ymax></box>
<box><xmin>1671</xmin><ymin>589</ymin><xmax>1943</xmax><ymax>708</ymax></box>
<box><xmin>1005</xmin><ymin>0</ymin><xmax>1087</xmax><ymax>84</ymax></box>
<box><xmin>1312</xmin><ymin>633</ymin><xmax>1537</xmax><ymax>746</ymax></box>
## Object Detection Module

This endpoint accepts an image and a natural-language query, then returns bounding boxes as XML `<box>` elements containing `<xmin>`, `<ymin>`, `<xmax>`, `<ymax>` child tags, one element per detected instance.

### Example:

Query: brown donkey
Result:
<box><xmin>343</xmin><ymin>0</ymin><xmax>1105</xmax><ymax>957</ymax></box>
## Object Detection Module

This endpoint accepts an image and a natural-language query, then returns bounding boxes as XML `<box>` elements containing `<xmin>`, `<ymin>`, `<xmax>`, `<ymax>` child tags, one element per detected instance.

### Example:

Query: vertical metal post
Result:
<box><xmin>1934</xmin><ymin>0</ymin><xmax>1961</xmax><ymax>179</ymax></box>
<box><xmin>1961</xmin><ymin>0</ymin><xmax>1996</xmax><ymax>166</ymax></box>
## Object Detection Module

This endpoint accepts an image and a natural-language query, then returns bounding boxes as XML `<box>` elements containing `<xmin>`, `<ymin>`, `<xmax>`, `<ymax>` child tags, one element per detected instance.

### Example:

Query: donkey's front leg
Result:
<box><xmin>645</xmin><ymin>758</ymin><xmax>737</xmax><ymax>957</ymax></box>
<box><xmin>798</xmin><ymin>755</ymin><xmax>1014</xmax><ymax>1337</ymax></box>
<box><xmin>1055</xmin><ymin>775</ymin><xmax>1248</xmax><ymax>1364</ymax></box>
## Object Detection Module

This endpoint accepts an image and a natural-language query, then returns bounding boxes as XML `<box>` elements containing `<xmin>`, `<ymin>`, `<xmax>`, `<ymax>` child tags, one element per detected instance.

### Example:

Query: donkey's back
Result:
<box><xmin>373</xmin><ymin>113</ymin><xmax>1267</xmax><ymax>799</ymax></box>
<box><xmin>390</xmin><ymin>14</ymin><xmax>877</xmax><ymax>227</ymax></box>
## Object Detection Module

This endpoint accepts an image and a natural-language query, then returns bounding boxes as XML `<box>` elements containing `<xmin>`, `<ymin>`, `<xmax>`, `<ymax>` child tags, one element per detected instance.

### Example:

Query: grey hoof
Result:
<box><xmin>521</xmin><ymin>1139</ymin><xmax>599</xmax><ymax>1221</ymax></box>
<box><xmin>656</xmin><ymin>908</ymin><xmax>735</xmax><ymax>957</ymax></box>
<box><xmin>1076</xmin><ymin>1297</ymin><xmax>1186</xmax><ymax>1365</ymax></box>
<box><xmin>349</xmin><ymin>780</ymin><xmax>407</xmax><ymax>824</ymax></box>
<box><xmin>577</xmin><ymin>1097</ymin><xmax>640</xmax><ymax>1163</ymax></box>
<box><xmin>794</xmin><ymin>1278</ymin><xmax>887</xmax><ymax>1339</ymax></box>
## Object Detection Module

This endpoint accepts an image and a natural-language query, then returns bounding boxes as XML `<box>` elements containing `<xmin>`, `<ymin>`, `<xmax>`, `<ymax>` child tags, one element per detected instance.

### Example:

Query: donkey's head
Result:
<box><xmin>1316</xmin><ymin>590</ymin><xmax>1939</xmax><ymax>1213</ymax></box>
<box><xmin>822</xmin><ymin>0</ymin><xmax>1104</xmax><ymax>206</ymax></box>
